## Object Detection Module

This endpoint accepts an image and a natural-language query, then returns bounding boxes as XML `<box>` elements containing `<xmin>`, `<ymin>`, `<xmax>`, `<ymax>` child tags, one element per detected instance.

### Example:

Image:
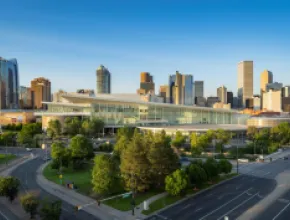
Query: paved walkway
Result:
<box><xmin>37</xmin><ymin>163</ymin><xmax>137</xmax><ymax>220</ymax></box>
<box><xmin>130</xmin><ymin>192</ymin><xmax>168</xmax><ymax>218</ymax></box>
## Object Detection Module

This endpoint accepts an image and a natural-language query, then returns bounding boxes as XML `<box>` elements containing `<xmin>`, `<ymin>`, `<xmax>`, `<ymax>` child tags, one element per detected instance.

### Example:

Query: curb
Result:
<box><xmin>145</xmin><ymin>174</ymin><xmax>241</xmax><ymax>219</ymax></box>
<box><xmin>0</xmin><ymin>156</ymin><xmax>32</xmax><ymax>176</ymax></box>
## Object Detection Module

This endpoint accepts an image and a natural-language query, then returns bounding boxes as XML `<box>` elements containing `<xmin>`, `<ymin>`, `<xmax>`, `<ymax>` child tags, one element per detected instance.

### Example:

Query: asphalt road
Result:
<box><xmin>146</xmin><ymin>174</ymin><xmax>276</xmax><ymax>220</ymax></box>
<box><xmin>10</xmin><ymin>157</ymin><xmax>100</xmax><ymax>220</ymax></box>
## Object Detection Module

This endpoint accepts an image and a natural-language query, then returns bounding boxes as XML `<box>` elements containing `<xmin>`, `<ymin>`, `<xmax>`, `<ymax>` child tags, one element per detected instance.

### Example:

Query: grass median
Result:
<box><xmin>0</xmin><ymin>154</ymin><xmax>16</xmax><ymax>164</ymax></box>
<box><xmin>142</xmin><ymin>173</ymin><xmax>238</xmax><ymax>215</ymax></box>
<box><xmin>43</xmin><ymin>163</ymin><xmax>93</xmax><ymax>196</ymax></box>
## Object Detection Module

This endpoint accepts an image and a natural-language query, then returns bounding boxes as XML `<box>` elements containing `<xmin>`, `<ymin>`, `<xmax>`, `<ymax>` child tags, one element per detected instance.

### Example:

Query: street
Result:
<box><xmin>10</xmin><ymin>156</ymin><xmax>99</xmax><ymax>220</ymax></box>
<box><xmin>147</xmin><ymin>152</ymin><xmax>290</xmax><ymax>220</ymax></box>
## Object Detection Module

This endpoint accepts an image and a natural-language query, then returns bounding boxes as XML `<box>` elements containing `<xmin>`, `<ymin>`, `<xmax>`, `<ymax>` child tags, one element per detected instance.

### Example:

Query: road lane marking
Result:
<box><xmin>236</xmin><ymin>185</ymin><xmax>242</xmax><ymax>190</ymax></box>
<box><xmin>198</xmin><ymin>188</ymin><xmax>252</xmax><ymax>220</ymax></box>
<box><xmin>217</xmin><ymin>193</ymin><xmax>258</xmax><ymax>220</ymax></box>
<box><xmin>273</xmin><ymin>201</ymin><xmax>290</xmax><ymax>220</ymax></box>
<box><xmin>194</xmin><ymin>208</ymin><xmax>203</xmax><ymax>212</ymax></box>
<box><xmin>0</xmin><ymin>210</ymin><xmax>9</xmax><ymax>220</ymax></box>
<box><xmin>206</xmin><ymin>193</ymin><xmax>213</xmax><ymax>197</ymax></box>
<box><xmin>262</xmin><ymin>172</ymin><xmax>271</xmax><ymax>176</ymax></box>
<box><xmin>278</xmin><ymin>198</ymin><xmax>290</xmax><ymax>204</ymax></box>
<box><xmin>182</xmin><ymin>204</ymin><xmax>192</xmax><ymax>210</ymax></box>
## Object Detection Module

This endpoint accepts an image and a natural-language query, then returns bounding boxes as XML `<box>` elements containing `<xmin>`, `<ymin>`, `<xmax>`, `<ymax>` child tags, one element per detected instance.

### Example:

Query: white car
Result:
<box><xmin>26</xmin><ymin>148</ymin><xmax>32</xmax><ymax>152</ymax></box>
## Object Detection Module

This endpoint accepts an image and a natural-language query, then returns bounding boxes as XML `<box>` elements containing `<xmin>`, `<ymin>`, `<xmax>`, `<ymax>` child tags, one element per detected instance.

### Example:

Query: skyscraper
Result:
<box><xmin>237</xmin><ymin>61</ymin><xmax>253</xmax><ymax>108</ymax></box>
<box><xmin>19</xmin><ymin>86</ymin><xmax>33</xmax><ymax>109</ymax></box>
<box><xmin>168</xmin><ymin>71</ymin><xmax>194</xmax><ymax>105</ymax></box>
<box><xmin>282</xmin><ymin>86</ymin><xmax>290</xmax><ymax>97</ymax></box>
<box><xmin>96</xmin><ymin>65</ymin><xmax>111</xmax><ymax>94</ymax></box>
<box><xmin>30</xmin><ymin>77</ymin><xmax>51</xmax><ymax>109</ymax></box>
<box><xmin>137</xmin><ymin>72</ymin><xmax>155</xmax><ymax>95</ymax></box>
<box><xmin>260</xmin><ymin>70</ymin><xmax>273</xmax><ymax>110</ymax></box>
<box><xmin>0</xmin><ymin>57</ymin><xmax>19</xmax><ymax>109</ymax></box>
<box><xmin>217</xmin><ymin>85</ymin><xmax>227</xmax><ymax>104</ymax></box>
<box><xmin>159</xmin><ymin>85</ymin><xmax>169</xmax><ymax>103</ymax></box>
<box><xmin>194</xmin><ymin>81</ymin><xmax>204</xmax><ymax>98</ymax></box>
<box><xmin>227</xmin><ymin>91</ymin><xmax>233</xmax><ymax>107</ymax></box>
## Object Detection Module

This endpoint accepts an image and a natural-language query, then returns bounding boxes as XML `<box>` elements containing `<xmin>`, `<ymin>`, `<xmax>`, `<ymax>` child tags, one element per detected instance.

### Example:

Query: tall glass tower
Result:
<box><xmin>0</xmin><ymin>57</ymin><xmax>19</xmax><ymax>109</ymax></box>
<box><xmin>96</xmin><ymin>65</ymin><xmax>111</xmax><ymax>94</ymax></box>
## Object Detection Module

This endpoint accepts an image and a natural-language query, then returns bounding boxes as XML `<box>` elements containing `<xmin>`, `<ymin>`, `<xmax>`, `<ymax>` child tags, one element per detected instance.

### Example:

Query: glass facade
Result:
<box><xmin>0</xmin><ymin>58</ymin><xmax>19</xmax><ymax>109</ymax></box>
<box><xmin>184</xmin><ymin>75</ymin><xmax>194</xmax><ymax>105</ymax></box>
<box><xmin>44</xmin><ymin>99</ymin><xmax>243</xmax><ymax>126</ymax></box>
<box><xmin>96</xmin><ymin>65</ymin><xmax>111</xmax><ymax>94</ymax></box>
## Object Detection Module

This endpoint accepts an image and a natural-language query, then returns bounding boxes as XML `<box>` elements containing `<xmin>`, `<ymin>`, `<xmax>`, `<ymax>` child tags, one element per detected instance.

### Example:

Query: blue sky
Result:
<box><xmin>1</xmin><ymin>0</ymin><xmax>290</xmax><ymax>97</ymax></box>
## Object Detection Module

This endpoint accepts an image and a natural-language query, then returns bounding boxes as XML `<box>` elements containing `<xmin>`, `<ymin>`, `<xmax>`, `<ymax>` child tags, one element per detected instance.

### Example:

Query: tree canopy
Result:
<box><xmin>92</xmin><ymin>155</ymin><xmax>121</xmax><ymax>196</ymax></box>
<box><xmin>165</xmin><ymin>169</ymin><xmax>188</xmax><ymax>196</ymax></box>
<box><xmin>20</xmin><ymin>193</ymin><xmax>39</xmax><ymax>219</ymax></box>
<box><xmin>0</xmin><ymin>176</ymin><xmax>20</xmax><ymax>202</ymax></box>
<box><xmin>47</xmin><ymin>120</ymin><xmax>62</xmax><ymax>139</ymax></box>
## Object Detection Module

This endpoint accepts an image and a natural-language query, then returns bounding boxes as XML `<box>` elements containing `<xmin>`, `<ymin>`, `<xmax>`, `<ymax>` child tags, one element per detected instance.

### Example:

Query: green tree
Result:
<box><xmin>147</xmin><ymin>131</ymin><xmax>180</xmax><ymax>187</ymax></box>
<box><xmin>17</xmin><ymin>123</ymin><xmax>42</xmax><ymax>147</ymax></box>
<box><xmin>40</xmin><ymin>199</ymin><xmax>62</xmax><ymax>220</ymax></box>
<box><xmin>218</xmin><ymin>159</ymin><xmax>232</xmax><ymax>174</ymax></box>
<box><xmin>172</xmin><ymin>131</ymin><xmax>186</xmax><ymax>147</ymax></box>
<box><xmin>70</xmin><ymin>135</ymin><xmax>94</xmax><ymax>169</ymax></box>
<box><xmin>271</xmin><ymin>122</ymin><xmax>290</xmax><ymax>145</ymax></box>
<box><xmin>116</xmin><ymin>127</ymin><xmax>134</xmax><ymax>141</ymax></box>
<box><xmin>215</xmin><ymin>129</ymin><xmax>231</xmax><ymax>153</ymax></box>
<box><xmin>165</xmin><ymin>169</ymin><xmax>188</xmax><ymax>196</ymax></box>
<box><xmin>186</xmin><ymin>163</ymin><xmax>207</xmax><ymax>187</ymax></box>
<box><xmin>51</xmin><ymin>141</ymin><xmax>70</xmax><ymax>169</ymax></box>
<box><xmin>247</xmin><ymin>126</ymin><xmax>258</xmax><ymax>141</ymax></box>
<box><xmin>0</xmin><ymin>132</ymin><xmax>16</xmax><ymax>146</ymax></box>
<box><xmin>88</xmin><ymin>117</ymin><xmax>105</xmax><ymax>137</ymax></box>
<box><xmin>92</xmin><ymin>155</ymin><xmax>121</xmax><ymax>196</ymax></box>
<box><xmin>81</xmin><ymin>119</ymin><xmax>90</xmax><ymax>136</ymax></box>
<box><xmin>0</xmin><ymin>176</ymin><xmax>20</xmax><ymax>202</ymax></box>
<box><xmin>203</xmin><ymin>158</ymin><xmax>219</xmax><ymax>181</ymax></box>
<box><xmin>120</xmin><ymin>132</ymin><xmax>151</xmax><ymax>192</ymax></box>
<box><xmin>254</xmin><ymin>128</ymin><xmax>270</xmax><ymax>155</ymax></box>
<box><xmin>20</xmin><ymin>193</ymin><xmax>39</xmax><ymax>219</ymax></box>
<box><xmin>47</xmin><ymin>120</ymin><xmax>62</xmax><ymax>139</ymax></box>
<box><xmin>191</xmin><ymin>133</ymin><xmax>211</xmax><ymax>155</ymax></box>
<box><xmin>64</xmin><ymin>117</ymin><xmax>81</xmax><ymax>136</ymax></box>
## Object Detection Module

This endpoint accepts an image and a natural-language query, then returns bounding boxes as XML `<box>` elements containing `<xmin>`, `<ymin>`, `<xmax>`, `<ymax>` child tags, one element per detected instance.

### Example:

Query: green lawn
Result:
<box><xmin>43</xmin><ymin>163</ymin><xmax>93</xmax><ymax>196</ymax></box>
<box><xmin>103</xmin><ymin>189</ymin><xmax>163</xmax><ymax>211</ymax></box>
<box><xmin>142</xmin><ymin>173</ymin><xmax>238</xmax><ymax>215</ymax></box>
<box><xmin>0</xmin><ymin>154</ymin><xmax>16</xmax><ymax>164</ymax></box>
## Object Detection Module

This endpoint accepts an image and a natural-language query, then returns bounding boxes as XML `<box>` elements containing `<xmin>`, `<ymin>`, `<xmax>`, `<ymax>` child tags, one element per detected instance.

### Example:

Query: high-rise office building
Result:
<box><xmin>137</xmin><ymin>72</ymin><xmax>155</xmax><ymax>95</ymax></box>
<box><xmin>30</xmin><ymin>77</ymin><xmax>51</xmax><ymax>109</ymax></box>
<box><xmin>96</xmin><ymin>65</ymin><xmax>111</xmax><ymax>94</ymax></box>
<box><xmin>207</xmin><ymin>96</ymin><xmax>219</xmax><ymax>108</ymax></box>
<box><xmin>168</xmin><ymin>71</ymin><xmax>194</xmax><ymax>105</ymax></box>
<box><xmin>238</xmin><ymin>61</ymin><xmax>254</xmax><ymax>108</ymax></box>
<box><xmin>19</xmin><ymin>86</ymin><xmax>33</xmax><ymax>109</ymax></box>
<box><xmin>194</xmin><ymin>81</ymin><xmax>204</xmax><ymax>99</ymax></box>
<box><xmin>227</xmin><ymin>91</ymin><xmax>233</xmax><ymax>107</ymax></box>
<box><xmin>263</xmin><ymin>89</ymin><xmax>282</xmax><ymax>112</ymax></box>
<box><xmin>260</xmin><ymin>70</ymin><xmax>273</xmax><ymax>109</ymax></box>
<box><xmin>217</xmin><ymin>85</ymin><xmax>227</xmax><ymax>104</ymax></box>
<box><xmin>282</xmin><ymin>86</ymin><xmax>290</xmax><ymax>97</ymax></box>
<box><xmin>0</xmin><ymin>57</ymin><xmax>19</xmax><ymax>109</ymax></box>
<box><xmin>159</xmin><ymin>85</ymin><xmax>169</xmax><ymax>103</ymax></box>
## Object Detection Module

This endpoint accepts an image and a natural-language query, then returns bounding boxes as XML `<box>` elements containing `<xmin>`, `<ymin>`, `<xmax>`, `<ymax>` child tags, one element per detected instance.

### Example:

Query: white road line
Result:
<box><xmin>0</xmin><ymin>210</ymin><xmax>9</xmax><ymax>220</ymax></box>
<box><xmin>217</xmin><ymin>193</ymin><xmax>258</xmax><ymax>220</ymax></box>
<box><xmin>206</xmin><ymin>193</ymin><xmax>213</xmax><ymax>197</ymax></box>
<box><xmin>198</xmin><ymin>188</ymin><xmax>252</xmax><ymax>220</ymax></box>
<box><xmin>182</xmin><ymin>204</ymin><xmax>192</xmax><ymax>210</ymax></box>
<box><xmin>262</xmin><ymin>172</ymin><xmax>271</xmax><ymax>176</ymax></box>
<box><xmin>236</xmin><ymin>185</ymin><xmax>242</xmax><ymax>190</ymax></box>
<box><xmin>195</xmin><ymin>208</ymin><xmax>203</xmax><ymax>212</ymax></box>
<box><xmin>278</xmin><ymin>198</ymin><xmax>290</xmax><ymax>204</ymax></box>
<box><xmin>273</xmin><ymin>201</ymin><xmax>290</xmax><ymax>220</ymax></box>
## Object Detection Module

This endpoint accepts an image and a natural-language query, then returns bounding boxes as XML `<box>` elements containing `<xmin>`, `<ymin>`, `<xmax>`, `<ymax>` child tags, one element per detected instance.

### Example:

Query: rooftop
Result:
<box><xmin>59</xmin><ymin>93</ymin><xmax>239</xmax><ymax>113</ymax></box>
<box><xmin>138</xmin><ymin>124</ymin><xmax>247</xmax><ymax>132</ymax></box>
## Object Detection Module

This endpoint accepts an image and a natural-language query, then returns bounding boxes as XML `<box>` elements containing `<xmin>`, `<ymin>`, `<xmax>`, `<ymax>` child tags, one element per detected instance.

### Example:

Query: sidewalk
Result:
<box><xmin>37</xmin><ymin>162</ymin><xmax>142</xmax><ymax>220</ymax></box>
<box><xmin>130</xmin><ymin>192</ymin><xmax>168</xmax><ymax>218</ymax></box>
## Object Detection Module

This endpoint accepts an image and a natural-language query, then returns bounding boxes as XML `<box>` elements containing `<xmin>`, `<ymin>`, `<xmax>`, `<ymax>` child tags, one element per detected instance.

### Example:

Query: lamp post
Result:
<box><xmin>236</xmin><ymin>133</ymin><xmax>239</xmax><ymax>174</ymax></box>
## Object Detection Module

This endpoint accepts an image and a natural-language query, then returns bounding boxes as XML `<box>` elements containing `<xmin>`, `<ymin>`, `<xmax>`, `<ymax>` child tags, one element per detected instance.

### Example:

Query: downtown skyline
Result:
<box><xmin>1</xmin><ymin>0</ymin><xmax>290</xmax><ymax>96</ymax></box>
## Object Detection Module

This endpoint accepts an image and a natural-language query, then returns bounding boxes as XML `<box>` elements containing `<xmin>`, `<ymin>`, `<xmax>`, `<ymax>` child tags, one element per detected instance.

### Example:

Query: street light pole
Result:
<box><xmin>237</xmin><ymin>133</ymin><xmax>239</xmax><ymax>174</ymax></box>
